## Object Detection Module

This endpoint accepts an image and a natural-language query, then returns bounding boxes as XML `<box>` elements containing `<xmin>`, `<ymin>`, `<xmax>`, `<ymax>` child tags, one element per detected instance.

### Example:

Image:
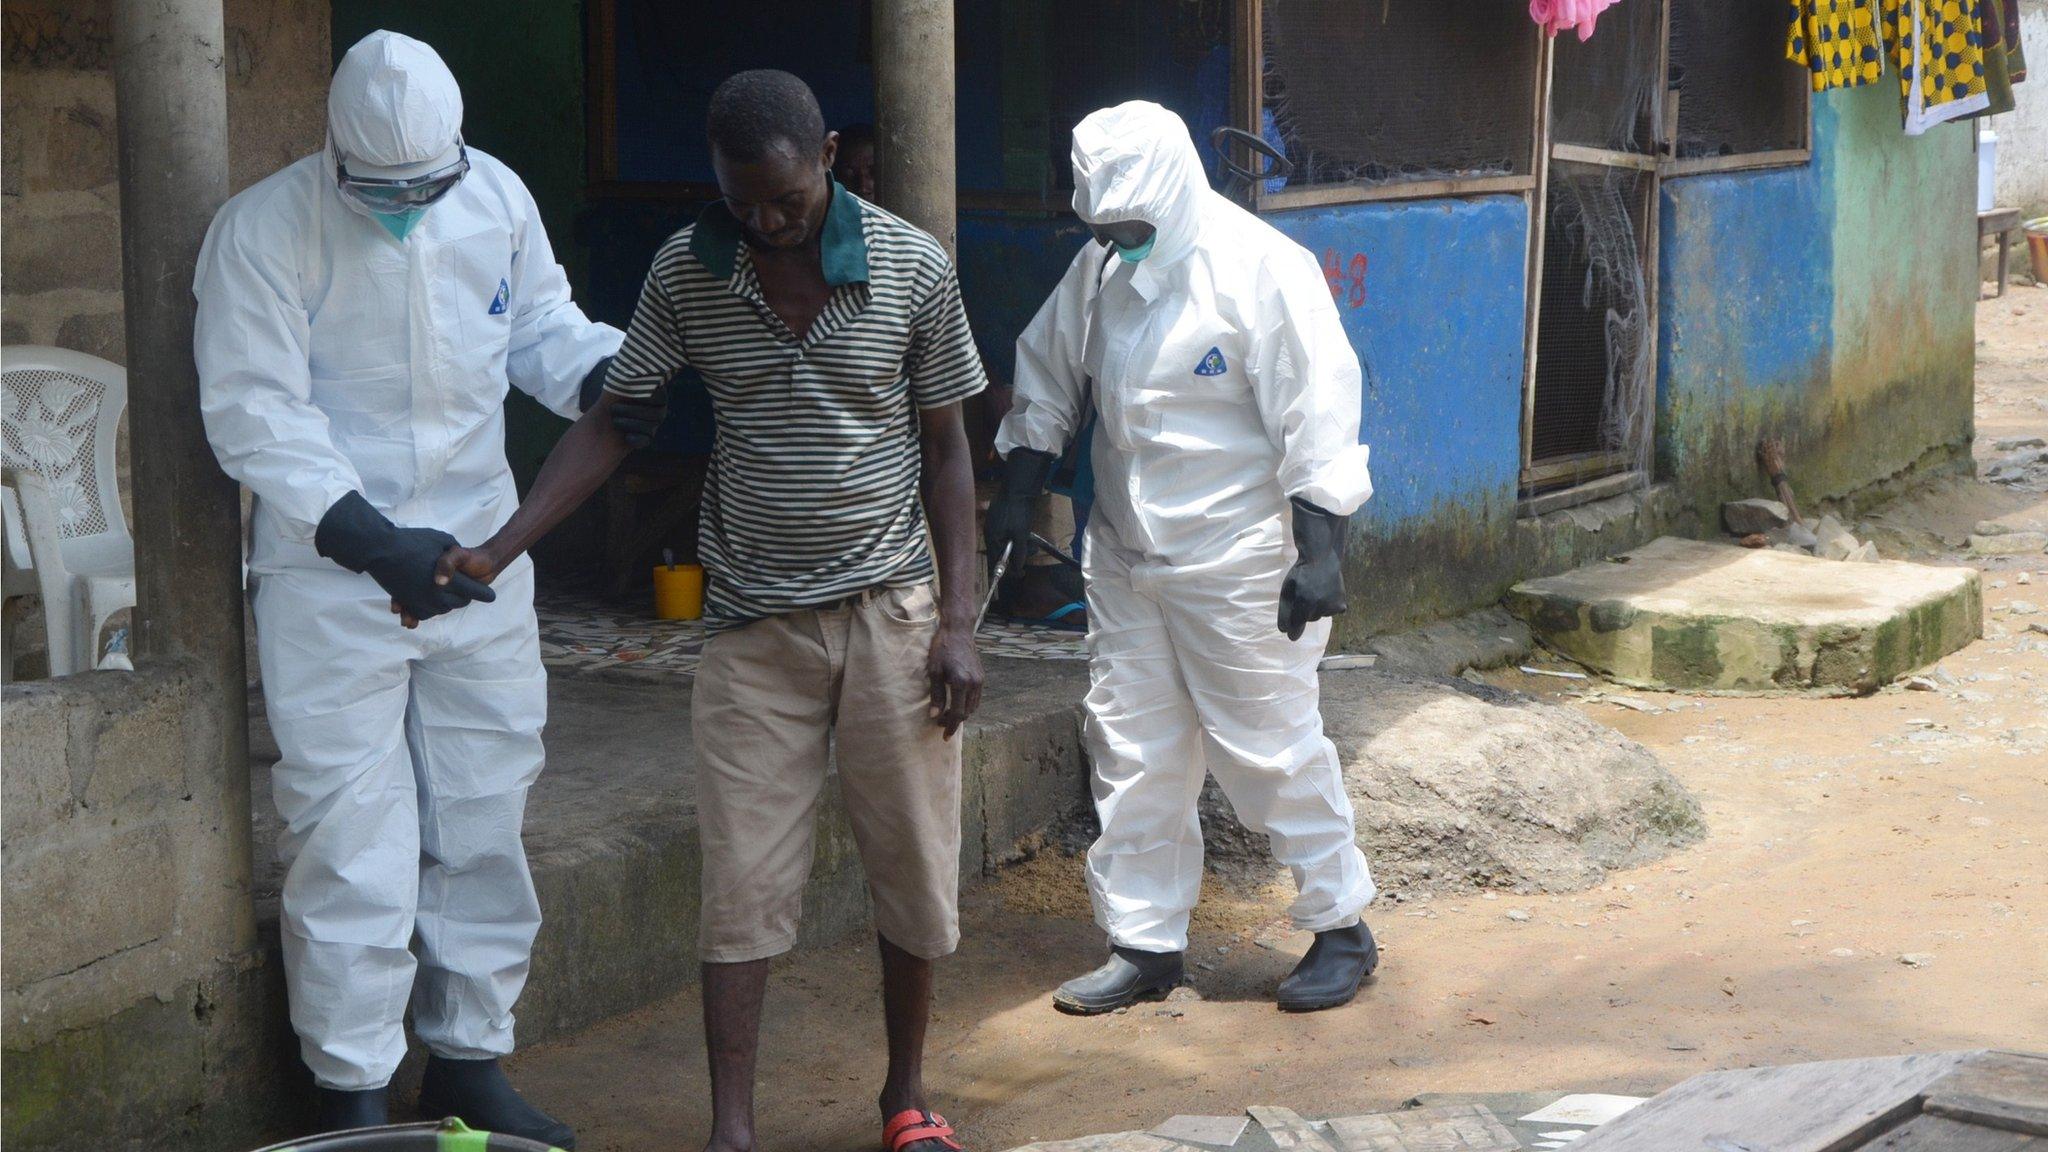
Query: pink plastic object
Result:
<box><xmin>1530</xmin><ymin>0</ymin><xmax>1623</xmax><ymax>41</ymax></box>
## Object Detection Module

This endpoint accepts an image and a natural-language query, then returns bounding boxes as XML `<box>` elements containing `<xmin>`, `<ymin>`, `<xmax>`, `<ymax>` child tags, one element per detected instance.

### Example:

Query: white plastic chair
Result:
<box><xmin>2</xmin><ymin>482</ymin><xmax>36</xmax><ymax>599</ymax></box>
<box><xmin>1</xmin><ymin>346</ymin><xmax>136</xmax><ymax>675</ymax></box>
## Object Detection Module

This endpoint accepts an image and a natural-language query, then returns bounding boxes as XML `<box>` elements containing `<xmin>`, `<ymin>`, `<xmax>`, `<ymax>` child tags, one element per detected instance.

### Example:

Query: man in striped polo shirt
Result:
<box><xmin>439</xmin><ymin>69</ymin><xmax>987</xmax><ymax>1152</ymax></box>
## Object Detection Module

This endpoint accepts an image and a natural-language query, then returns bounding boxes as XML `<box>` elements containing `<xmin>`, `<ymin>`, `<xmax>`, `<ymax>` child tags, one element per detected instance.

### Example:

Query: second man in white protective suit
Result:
<box><xmin>987</xmin><ymin>101</ymin><xmax>1380</xmax><ymax>1015</ymax></box>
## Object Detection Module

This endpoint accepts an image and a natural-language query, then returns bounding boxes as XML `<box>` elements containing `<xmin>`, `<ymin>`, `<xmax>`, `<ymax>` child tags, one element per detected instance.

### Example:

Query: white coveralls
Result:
<box><xmin>194</xmin><ymin>31</ymin><xmax>622</xmax><ymax>1090</ymax></box>
<box><xmin>997</xmin><ymin>102</ymin><xmax>1377</xmax><ymax>954</ymax></box>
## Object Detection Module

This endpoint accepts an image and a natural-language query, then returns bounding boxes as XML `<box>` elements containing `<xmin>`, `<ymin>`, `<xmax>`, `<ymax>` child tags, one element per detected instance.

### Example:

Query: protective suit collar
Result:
<box><xmin>1070</xmin><ymin>101</ymin><xmax>1207</xmax><ymax>276</ymax></box>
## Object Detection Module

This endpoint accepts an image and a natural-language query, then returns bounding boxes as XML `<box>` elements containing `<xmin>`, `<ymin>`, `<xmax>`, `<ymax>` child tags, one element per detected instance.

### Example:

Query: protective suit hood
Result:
<box><xmin>326</xmin><ymin>31</ymin><xmax>464</xmax><ymax>182</ymax></box>
<box><xmin>1070</xmin><ymin>101</ymin><xmax>1207</xmax><ymax>268</ymax></box>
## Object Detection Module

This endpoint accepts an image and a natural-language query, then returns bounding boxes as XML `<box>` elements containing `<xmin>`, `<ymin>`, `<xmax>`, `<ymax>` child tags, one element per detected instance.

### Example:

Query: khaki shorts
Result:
<box><xmin>692</xmin><ymin>584</ymin><xmax>962</xmax><ymax>963</ymax></box>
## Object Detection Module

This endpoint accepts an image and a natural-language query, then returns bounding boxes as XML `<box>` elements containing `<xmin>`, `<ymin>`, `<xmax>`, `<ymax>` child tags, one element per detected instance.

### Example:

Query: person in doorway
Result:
<box><xmin>426</xmin><ymin>70</ymin><xmax>987</xmax><ymax>1152</ymax></box>
<box><xmin>194</xmin><ymin>30</ymin><xmax>618</xmax><ymax>1144</ymax></box>
<box><xmin>832</xmin><ymin>120</ymin><xmax>878</xmax><ymax>200</ymax></box>
<box><xmin>987</xmin><ymin>101</ymin><xmax>1379</xmax><ymax>1015</ymax></box>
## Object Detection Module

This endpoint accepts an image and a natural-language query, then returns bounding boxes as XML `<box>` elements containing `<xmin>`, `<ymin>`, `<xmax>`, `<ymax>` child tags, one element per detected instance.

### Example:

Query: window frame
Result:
<box><xmin>1239</xmin><ymin>2</ymin><xmax>1547</xmax><ymax>211</ymax></box>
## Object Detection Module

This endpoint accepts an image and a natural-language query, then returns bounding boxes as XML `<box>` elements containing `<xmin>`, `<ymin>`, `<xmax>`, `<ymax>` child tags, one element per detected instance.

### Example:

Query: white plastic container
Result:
<box><xmin>1978</xmin><ymin>124</ymin><xmax>1998</xmax><ymax>213</ymax></box>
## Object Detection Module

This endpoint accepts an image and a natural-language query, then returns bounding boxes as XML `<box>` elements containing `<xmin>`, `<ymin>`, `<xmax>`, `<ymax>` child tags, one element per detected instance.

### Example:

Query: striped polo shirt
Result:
<box><xmin>605</xmin><ymin>178</ymin><xmax>986</xmax><ymax>629</ymax></box>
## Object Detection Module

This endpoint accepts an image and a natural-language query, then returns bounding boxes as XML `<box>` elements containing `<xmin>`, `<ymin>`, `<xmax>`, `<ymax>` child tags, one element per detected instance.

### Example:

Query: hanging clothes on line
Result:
<box><xmin>1787</xmin><ymin>0</ymin><xmax>1887</xmax><ymax>91</ymax></box>
<box><xmin>1890</xmin><ymin>0</ymin><xmax>1991</xmax><ymax>136</ymax></box>
<box><xmin>1529</xmin><ymin>0</ymin><xmax>1623</xmax><ymax>42</ymax></box>
<box><xmin>1975</xmin><ymin>0</ymin><xmax>2027</xmax><ymax>116</ymax></box>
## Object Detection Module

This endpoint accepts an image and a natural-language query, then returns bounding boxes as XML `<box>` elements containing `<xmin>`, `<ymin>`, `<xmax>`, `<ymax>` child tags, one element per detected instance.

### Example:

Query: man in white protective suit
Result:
<box><xmin>987</xmin><ymin>101</ymin><xmax>1380</xmax><ymax>1015</ymax></box>
<box><xmin>195</xmin><ymin>30</ymin><xmax>619</xmax><ymax>1143</ymax></box>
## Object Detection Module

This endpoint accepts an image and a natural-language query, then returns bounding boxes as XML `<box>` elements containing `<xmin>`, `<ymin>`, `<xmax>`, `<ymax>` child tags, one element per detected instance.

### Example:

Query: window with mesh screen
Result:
<box><xmin>1528</xmin><ymin>165</ymin><xmax>1655</xmax><ymax>475</ymax></box>
<box><xmin>1667</xmin><ymin>0</ymin><xmax>1809</xmax><ymax>159</ymax></box>
<box><xmin>965</xmin><ymin>0</ymin><xmax>1232</xmax><ymax>195</ymax></box>
<box><xmin>1260</xmin><ymin>0</ymin><xmax>1537</xmax><ymax>192</ymax></box>
<box><xmin>1550</xmin><ymin>0</ymin><xmax>1663</xmax><ymax>154</ymax></box>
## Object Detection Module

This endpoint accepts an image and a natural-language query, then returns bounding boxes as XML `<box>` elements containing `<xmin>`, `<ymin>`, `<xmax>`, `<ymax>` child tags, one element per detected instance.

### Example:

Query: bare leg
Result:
<box><xmin>701</xmin><ymin>958</ymin><xmax>770</xmax><ymax>1152</ymax></box>
<box><xmin>879</xmin><ymin>935</ymin><xmax>958</xmax><ymax>1149</ymax></box>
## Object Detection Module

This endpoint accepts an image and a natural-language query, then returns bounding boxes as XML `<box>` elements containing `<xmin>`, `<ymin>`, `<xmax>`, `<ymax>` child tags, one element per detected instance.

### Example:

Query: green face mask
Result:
<box><xmin>374</xmin><ymin>207</ymin><xmax>429</xmax><ymax>242</ymax></box>
<box><xmin>1115</xmin><ymin>234</ymin><xmax>1156</xmax><ymax>263</ymax></box>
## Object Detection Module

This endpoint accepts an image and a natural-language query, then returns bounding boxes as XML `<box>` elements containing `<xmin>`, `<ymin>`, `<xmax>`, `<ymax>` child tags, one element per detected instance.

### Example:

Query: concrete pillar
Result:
<box><xmin>112</xmin><ymin>0</ymin><xmax>253</xmax><ymax>937</ymax></box>
<box><xmin>873</xmin><ymin>0</ymin><xmax>958</xmax><ymax>258</ymax></box>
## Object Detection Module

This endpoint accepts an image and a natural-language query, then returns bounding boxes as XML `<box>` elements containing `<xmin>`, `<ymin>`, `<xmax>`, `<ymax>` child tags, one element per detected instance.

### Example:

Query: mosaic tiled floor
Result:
<box><xmin>536</xmin><ymin>593</ymin><xmax>1088</xmax><ymax>677</ymax></box>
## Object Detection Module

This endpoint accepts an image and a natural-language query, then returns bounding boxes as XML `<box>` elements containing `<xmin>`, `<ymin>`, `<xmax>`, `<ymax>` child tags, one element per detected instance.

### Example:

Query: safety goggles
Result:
<box><xmin>333</xmin><ymin>141</ymin><xmax>470</xmax><ymax>214</ymax></box>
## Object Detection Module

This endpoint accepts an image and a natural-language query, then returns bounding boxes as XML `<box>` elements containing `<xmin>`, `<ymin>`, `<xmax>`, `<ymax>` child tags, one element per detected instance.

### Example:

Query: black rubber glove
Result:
<box><xmin>314</xmin><ymin>491</ymin><xmax>496</xmax><ymax>622</ymax></box>
<box><xmin>576</xmin><ymin>355</ymin><xmax>615</xmax><ymax>413</ymax></box>
<box><xmin>1279</xmin><ymin>497</ymin><xmax>1349</xmax><ymax>641</ymax></box>
<box><xmin>984</xmin><ymin>448</ymin><xmax>1057</xmax><ymax>580</ymax></box>
<box><xmin>577</xmin><ymin>356</ymin><xmax>667</xmax><ymax>449</ymax></box>
<box><xmin>610</xmin><ymin>390</ymin><xmax>668</xmax><ymax>448</ymax></box>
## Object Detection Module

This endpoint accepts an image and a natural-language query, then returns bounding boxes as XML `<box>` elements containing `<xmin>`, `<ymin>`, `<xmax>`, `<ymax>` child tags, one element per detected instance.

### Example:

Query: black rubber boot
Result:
<box><xmin>314</xmin><ymin>1085</ymin><xmax>389</xmax><ymax>1133</ymax></box>
<box><xmin>417</xmin><ymin>1056</ymin><xmax>576</xmax><ymax>1149</ymax></box>
<box><xmin>1052</xmin><ymin>946</ymin><xmax>1184</xmax><ymax>1015</ymax></box>
<box><xmin>1275</xmin><ymin>921</ymin><xmax>1379</xmax><ymax>1012</ymax></box>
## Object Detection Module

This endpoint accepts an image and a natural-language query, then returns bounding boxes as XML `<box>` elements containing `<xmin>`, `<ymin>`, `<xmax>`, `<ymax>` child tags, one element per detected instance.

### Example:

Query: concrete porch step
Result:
<box><xmin>1504</xmin><ymin>536</ymin><xmax>1982</xmax><ymax>694</ymax></box>
<box><xmin>248</xmin><ymin>657</ymin><xmax>1091</xmax><ymax>1048</ymax></box>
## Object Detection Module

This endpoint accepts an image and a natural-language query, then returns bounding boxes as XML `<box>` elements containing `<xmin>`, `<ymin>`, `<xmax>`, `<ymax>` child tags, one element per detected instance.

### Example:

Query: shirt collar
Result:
<box><xmin>689</xmin><ymin>174</ymin><xmax>870</xmax><ymax>287</ymax></box>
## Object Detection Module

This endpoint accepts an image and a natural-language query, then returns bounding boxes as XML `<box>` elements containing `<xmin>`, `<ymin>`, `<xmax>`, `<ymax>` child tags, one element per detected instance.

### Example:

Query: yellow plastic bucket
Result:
<box><xmin>652</xmin><ymin>563</ymin><xmax>704</xmax><ymax>621</ymax></box>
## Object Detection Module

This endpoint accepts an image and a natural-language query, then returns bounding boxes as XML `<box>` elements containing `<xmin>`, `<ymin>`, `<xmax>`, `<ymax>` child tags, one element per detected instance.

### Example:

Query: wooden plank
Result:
<box><xmin>1235</xmin><ymin>0</ymin><xmax>1262</xmax><ymax>211</ymax></box>
<box><xmin>1516</xmin><ymin>470</ymin><xmax>1645</xmax><ymax>519</ymax></box>
<box><xmin>1641</xmin><ymin>0</ymin><xmax>1669</xmax><ymax>475</ymax></box>
<box><xmin>1520</xmin><ymin>32</ymin><xmax>1556</xmax><ymax>474</ymax></box>
<box><xmin>1552</xmin><ymin>142</ymin><xmax>1659</xmax><ymax>171</ymax></box>
<box><xmin>1923</xmin><ymin>1052</ymin><xmax>2048</xmax><ymax>1137</ymax></box>
<box><xmin>1864</xmin><ymin>1115</ymin><xmax>2042</xmax><ymax>1152</ymax></box>
<box><xmin>1522</xmin><ymin>449</ymin><xmax>1632</xmax><ymax>488</ymax></box>
<box><xmin>1570</xmin><ymin>1052</ymin><xmax>1981</xmax><ymax>1152</ymax></box>
<box><xmin>1662</xmin><ymin>149</ymin><xmax>1814</xmax><ymax>177</ymax></box>
<box><xmin>1980</xmin><ymin>208</ymin><xmax>2026</xmax><ymax>236</ymax></box>
<box><xmin>1258</xmin><ymin>174</ymin><xmax>1536</xmax><ymax>211</ymax></box>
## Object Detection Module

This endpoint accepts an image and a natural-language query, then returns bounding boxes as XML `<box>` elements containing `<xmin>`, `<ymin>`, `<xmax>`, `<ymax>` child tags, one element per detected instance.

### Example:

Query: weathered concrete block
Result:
<box><xmin>2</xmin><ymin>825</ymin><xmax>174</xmax><ymax>988</ymax></box>
<box><xmin>1722</xmin><ymin>499</ymin><xmax>1790</xmax><ymax>535</ymax></box>
<box><xmin>1970</xmin><ymin>531</ymin><xmax>2047</xmax><ymax>556</ymax></box>
<box><xmin>2</xmin><ymin>211</ymin><xmax>124</xmax><ymax>295</ymax></box>
<box><xmin>36</xmin><ymin>100</ymin><xmax>117</xmax><ymax>191</ymax></box>
<box><xmin>54</xmin><ymin>310</ymin><xmax>124</xmax><ymax>364</ymax></box>
<box><xmin>1</xmin><ymin>686</ymin><xmax>76</xmax><ymax>840</ymax></box>
<box><xmin>75</xmin><ymin>673</ymin><xmax>185</xmax><ymax>811</ymax></box>
<box><xmin>1506</xmin><ymin>537</ymin><xmax>1981</xmax><ymax>693</ymax></box>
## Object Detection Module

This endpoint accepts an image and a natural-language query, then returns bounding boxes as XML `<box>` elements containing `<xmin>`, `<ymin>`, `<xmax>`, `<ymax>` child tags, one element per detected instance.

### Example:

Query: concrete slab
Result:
<box><xmin>1505</xmin><ymin>537</ymin><xmax>1982</xmax><ymax>693</ymax></box>
<box><xmin>249</xmin><ymin>655</ymin><xmax>1091</xmax><ymax>1048</ymax></box>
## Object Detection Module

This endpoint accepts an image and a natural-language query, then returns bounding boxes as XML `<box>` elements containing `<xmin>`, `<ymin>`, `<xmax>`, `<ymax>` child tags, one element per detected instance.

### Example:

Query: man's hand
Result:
<box><xmin>1278</xmin><ymin>497</ymin><xmax>1350</xmax><ymax>640</ymax></box>
<box><xmin>926</xmin><ymin>622</ymin><xmax>985</xmax><ymax>739</ymax></box>
<box><xmin>393</xmin><ymin>544</ymin><xmax>503</xmax><ymax>629</ymax></box>
<box><xmin>316</xmin><ymin>491</ymin><xmax>496</xmax><ymax>626</ymax></box>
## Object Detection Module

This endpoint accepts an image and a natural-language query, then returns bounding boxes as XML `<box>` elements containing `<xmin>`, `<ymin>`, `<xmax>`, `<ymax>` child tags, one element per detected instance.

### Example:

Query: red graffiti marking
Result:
<box><xmin>1321</xmin><ymin>248</ymin><xmax>1369</xmax><ymax>309</ymax></box>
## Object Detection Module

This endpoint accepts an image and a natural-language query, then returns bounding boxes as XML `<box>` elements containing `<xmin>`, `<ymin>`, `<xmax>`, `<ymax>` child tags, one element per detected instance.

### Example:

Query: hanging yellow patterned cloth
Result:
<box><xmin>1787</xmin><ymin>0</ymin><xmax>1887</xmax><ymax>91</ymax></box>
<box><xmin>1884</xmin><ymin>0</ymin><xmax>1991</xmax><ymax>134</ymax></box>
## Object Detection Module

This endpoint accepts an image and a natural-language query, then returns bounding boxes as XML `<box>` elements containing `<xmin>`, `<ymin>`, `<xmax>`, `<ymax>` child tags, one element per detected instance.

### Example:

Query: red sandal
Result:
<box><xmin>884</xmin><ymin>1108</ymin><xmax>965</xmax><ymax>1152</ymax></box>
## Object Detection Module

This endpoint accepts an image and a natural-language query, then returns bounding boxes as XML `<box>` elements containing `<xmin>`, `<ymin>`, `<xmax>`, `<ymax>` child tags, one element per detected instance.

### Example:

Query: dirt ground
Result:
<box><xmin>508</xmin><ymin>293</ymin><xmax>2048</xmax><ymax>1151</ymax></box>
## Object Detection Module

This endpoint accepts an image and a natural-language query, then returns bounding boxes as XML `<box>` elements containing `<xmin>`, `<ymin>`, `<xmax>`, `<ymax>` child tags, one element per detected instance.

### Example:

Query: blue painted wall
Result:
<box><xmin>956</xmin><ymin>198</ymin><xmax>1531</xmax><ymax>531</ymax></box>
<box><xmin>1269</xmin><ymin>198</ymin><xmax>1530</xmax><ymax>529</ymax></box>
<box><xmin>1656</xmin><ymin>101</ymin><xmax>1835</xmax><ymax>493</ymax></box>
<box><xmin>1655</xmin><ymin>83</ymin><xmax>1974</xmax><ymax>527</ymax></box>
